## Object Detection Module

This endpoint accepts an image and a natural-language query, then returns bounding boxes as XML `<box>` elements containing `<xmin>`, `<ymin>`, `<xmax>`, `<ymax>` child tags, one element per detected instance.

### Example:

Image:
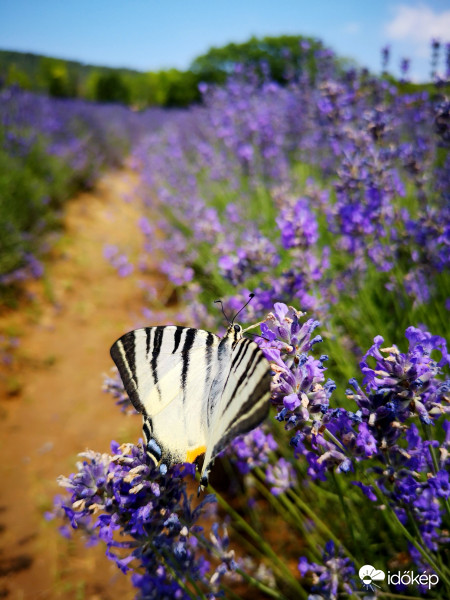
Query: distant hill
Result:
<box><xmin>0</xmin><ymin>49</ymin><xmax>141</xmax><ymax>84</ymax></box>
<box><xmin>0</xmin><ymin>49</ymin><xmax>201</xmax><ymax>107</ymax></box>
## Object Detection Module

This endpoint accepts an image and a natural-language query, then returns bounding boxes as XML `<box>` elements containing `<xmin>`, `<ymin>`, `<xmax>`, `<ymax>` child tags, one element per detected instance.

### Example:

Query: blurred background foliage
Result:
<box><xmin>0</xmin><ymin>34</ymin><xmax>418</xmax><ymax>109</ymax></box>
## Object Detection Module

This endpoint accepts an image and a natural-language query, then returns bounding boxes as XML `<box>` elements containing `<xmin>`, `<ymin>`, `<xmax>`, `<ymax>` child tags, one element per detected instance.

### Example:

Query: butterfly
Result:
<box><xmin>110</xmin><ymin>295</ymin><xmax>272</xmax><ymax>489</ymax></box>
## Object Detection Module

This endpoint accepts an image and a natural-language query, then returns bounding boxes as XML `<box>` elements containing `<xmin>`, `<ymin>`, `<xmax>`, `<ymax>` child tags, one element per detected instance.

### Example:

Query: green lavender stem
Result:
<box><xmin>207</xmin><ymin>482</ymin><xmax>308</xmax><ymax>599</ymax></box>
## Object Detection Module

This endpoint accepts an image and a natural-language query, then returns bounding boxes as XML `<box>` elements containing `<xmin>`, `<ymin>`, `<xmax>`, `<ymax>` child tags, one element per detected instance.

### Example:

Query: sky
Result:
<box><xmin>1</xmin><ymin>0</ymin><xmax>449</xmax><ymax>82</ymax></box>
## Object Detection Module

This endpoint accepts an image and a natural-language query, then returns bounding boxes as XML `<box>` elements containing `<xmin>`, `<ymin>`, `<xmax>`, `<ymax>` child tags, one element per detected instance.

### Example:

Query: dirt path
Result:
<box><xmin>0</xmin><ymin>170</ymin><xmax>167</xmax><ymax>599</ymax></box>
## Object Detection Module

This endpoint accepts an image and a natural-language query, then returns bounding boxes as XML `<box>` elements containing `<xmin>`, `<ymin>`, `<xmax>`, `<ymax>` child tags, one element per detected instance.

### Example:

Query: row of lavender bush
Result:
<box><xmin>55</xmin><ymin>45</ymin><xmax>449</xmax><ymax>598</ymax></box>
<box><xmin>0</xmin><ymin>85</ymin><xmax>169</xmax><ymax>302</ymax></box>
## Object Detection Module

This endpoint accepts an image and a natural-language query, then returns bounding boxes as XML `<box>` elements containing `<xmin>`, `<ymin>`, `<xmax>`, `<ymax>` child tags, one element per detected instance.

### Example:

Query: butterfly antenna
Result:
<box><xmin>231</xmin><ymin>293</ymin><xmax>255</xmax><ymax>324</ymax></box>
<box><xmin>214</xmin><ymin>299</ymin><xmax>231</xmax><ymax>324</ymax></box>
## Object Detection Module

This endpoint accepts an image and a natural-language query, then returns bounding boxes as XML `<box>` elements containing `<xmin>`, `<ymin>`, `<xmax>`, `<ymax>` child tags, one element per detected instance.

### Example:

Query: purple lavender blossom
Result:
<box><xmin>276</xmin><ymin>198</ymin><xmax>319</xmax><ymax>250</ymax></box>
<box><xmin>434</xmin><ymin>98</ymin><xmax>450</xmax><ymax>147</ymax></box>
<box><xmin>428</xmin><ymin>470</ymin><xmax>450</xmax><ymax>500</ymax></box>
<box><xmin>298</xmin><ymin>541</ymin><xmax>356</xmax><ymax>599</ymax></box>
<box><xmin>381</xmin><ymin>45</ymin><xmax>390</xmax><ymax>72</ymax></box>
<box><xmin>53</xmin><ymin>441</ymin><xmax>237</xmax><ymax>598</ymax></box>
<box><xmin>228</xmin><ymin>427</ymin><xmax>278</xmax><ymax>475</ymax></box>
<box><xmin>430</xmin><ymin>38</ymin><xmax>441</xmax><ymax>80</ymax></box>
<box><xmin>103</xmin><ymin>244</ymin><xmax>134</xmax><ymax>277</ymax></box>
<box><xmin>400</xmin><ymin>58</ymin><xmax>411</xmax><ymax>80</ymax></box>
<box><xmin>103</xmin><ymin>368</ymin><xmax>137</xmax><ymax>414</ymax></box>
<box><xmin>357</xmin><ymin>326</ymin><xmax>449</xmax><ymax>425</ymax></box>
<box><xmin>258</xmin><ymin>303</ymin><xmax>332</xmax><ymax>430</ymax></box>
<box><xmin>265</xmin><ymin>457</ymin><xmax>296</xmax><ymax>496</ymax></box>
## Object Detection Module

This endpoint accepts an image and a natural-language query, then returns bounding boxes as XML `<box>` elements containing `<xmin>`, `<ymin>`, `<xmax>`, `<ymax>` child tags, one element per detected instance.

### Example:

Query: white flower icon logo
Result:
<box><xmin>359</xmin><ymin>564</ymin><xmax>385</xmax><ymax>590</ymax></box>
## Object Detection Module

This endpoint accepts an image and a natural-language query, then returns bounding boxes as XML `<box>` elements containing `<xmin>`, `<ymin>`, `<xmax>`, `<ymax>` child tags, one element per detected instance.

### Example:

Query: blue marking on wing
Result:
<box><xmin>148</xmin><ymin>438</ymin><xmax>162</xmax><ymax>459</ymax></box>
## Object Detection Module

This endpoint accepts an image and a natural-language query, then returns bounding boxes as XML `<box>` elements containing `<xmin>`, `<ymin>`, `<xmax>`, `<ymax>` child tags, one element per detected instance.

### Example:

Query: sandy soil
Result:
<box><xmin>0</xmin><ymin>170</ymin><xmax>169</xmax><ymax>599</ymax></box>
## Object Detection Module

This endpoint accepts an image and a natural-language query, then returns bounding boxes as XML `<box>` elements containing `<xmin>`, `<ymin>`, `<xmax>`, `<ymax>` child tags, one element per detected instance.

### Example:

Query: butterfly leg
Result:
<box><xmin>197</xmin><ymin>480</ymin><xmax>208</xmax><ymax>496</ymax></box>
<box><xmin>198</xmin><ymin>459</ymin><xmax>214</xmax><ymax>495</ymax></box>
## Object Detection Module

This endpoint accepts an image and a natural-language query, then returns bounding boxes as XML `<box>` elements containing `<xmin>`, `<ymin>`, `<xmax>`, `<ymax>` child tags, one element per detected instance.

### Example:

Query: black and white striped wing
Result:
<box><xmin>200</xmin><ymin>337</ymin><xmax>272</xmax><ymax>483</ymax></box>
<box><xmin>110</xmin><ymin>326</ymin><xmax>220</xmax><ymax>466</ymax></box>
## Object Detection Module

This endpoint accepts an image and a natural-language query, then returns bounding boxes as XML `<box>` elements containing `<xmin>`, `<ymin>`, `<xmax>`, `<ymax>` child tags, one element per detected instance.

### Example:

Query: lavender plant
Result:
<box><xmin>54</xmin><ymin>42</ymin><xmax>450</xmax><ymax>599</ymax></box>
<box><xmin>55</xmin><ymin>304</ymin><xmax>449</xmax><ymax>598</ymax></box>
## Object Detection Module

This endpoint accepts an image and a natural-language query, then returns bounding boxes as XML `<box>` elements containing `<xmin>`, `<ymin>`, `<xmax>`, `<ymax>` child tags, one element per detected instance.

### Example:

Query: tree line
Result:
<box><xmin>0</xmin><ymin>35</ymin><xmax>339</xmax><ymax>108</ymax></box>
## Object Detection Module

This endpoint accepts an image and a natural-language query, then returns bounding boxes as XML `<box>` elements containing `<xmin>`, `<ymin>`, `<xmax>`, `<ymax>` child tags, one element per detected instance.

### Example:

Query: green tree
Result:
<box><xmin>94</xmin><ymin>72</ymin><xmax>130</xmax><ymax>104</ymax></box>
<box><xmin>162</xmin><ymin>69</ymin><xmax>200</xmax><ymax>107</ymax></box>
<box><xmin>38</xmin><ymin>57</ymin><xmax>77</xmax><ymax>97</ymax></box>
<box><xmin>6</xmin><ymin>64</ymin><xmax>32</xmax><ymax>89</ymax></box>
<box><xmin>190</xmin><ymin>35</ymin><xmax>329</xmax><ymax>84</ymax></box>
<box><xmin>145</xmin><ymin>72</ymin><xmax>168</xmax><ymax>106</ymax></box>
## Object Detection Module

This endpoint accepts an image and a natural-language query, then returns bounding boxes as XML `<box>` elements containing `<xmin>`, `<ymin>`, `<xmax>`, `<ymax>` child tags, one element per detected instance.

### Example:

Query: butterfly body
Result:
<box><xmin>110</xmin><ymin>322</ymin><xmax>271</xmax><ymax>487</ymax></box>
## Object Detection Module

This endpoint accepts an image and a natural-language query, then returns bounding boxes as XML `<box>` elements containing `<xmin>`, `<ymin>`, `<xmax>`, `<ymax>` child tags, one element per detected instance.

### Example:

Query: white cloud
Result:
<box><xmin>385</xmin><ymin>3</ymin><xmax>450</xmax><ymax>55</ymax></box>
<box><xmin>343</xmin><ymin>22</ymin><xmax>361</xmax><ymax>35</ymax></box>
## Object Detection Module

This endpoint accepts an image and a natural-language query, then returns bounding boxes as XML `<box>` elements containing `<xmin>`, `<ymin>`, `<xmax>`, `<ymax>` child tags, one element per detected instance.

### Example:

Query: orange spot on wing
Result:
<box><xmin>186</xmin><ymin>445</ymin><xmax>206</xmax><ymax>463</ymax></box>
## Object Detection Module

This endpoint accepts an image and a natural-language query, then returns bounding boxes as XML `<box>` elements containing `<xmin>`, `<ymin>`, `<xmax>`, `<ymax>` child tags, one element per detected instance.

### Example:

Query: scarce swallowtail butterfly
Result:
<box><xmin>110</xmin><ymin>295</ymin><xmax>272</xmax><ymax>489</ymax></box>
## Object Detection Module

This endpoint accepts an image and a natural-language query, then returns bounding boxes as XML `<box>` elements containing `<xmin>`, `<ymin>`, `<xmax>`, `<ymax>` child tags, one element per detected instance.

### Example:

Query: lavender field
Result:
<box><xmin>2</xmin><ymin>42</ymin><xmax>449</xmax><ymax>600</ymax></box>
<box><xmin>51</xmin><ymin>46</ymin><xmax>450</xmax><ymax>600</ymax></box>
<box><xmin>0</xmin><ymin>86</ymin><xmax>168</xmax><ymax>300</ymax></box>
